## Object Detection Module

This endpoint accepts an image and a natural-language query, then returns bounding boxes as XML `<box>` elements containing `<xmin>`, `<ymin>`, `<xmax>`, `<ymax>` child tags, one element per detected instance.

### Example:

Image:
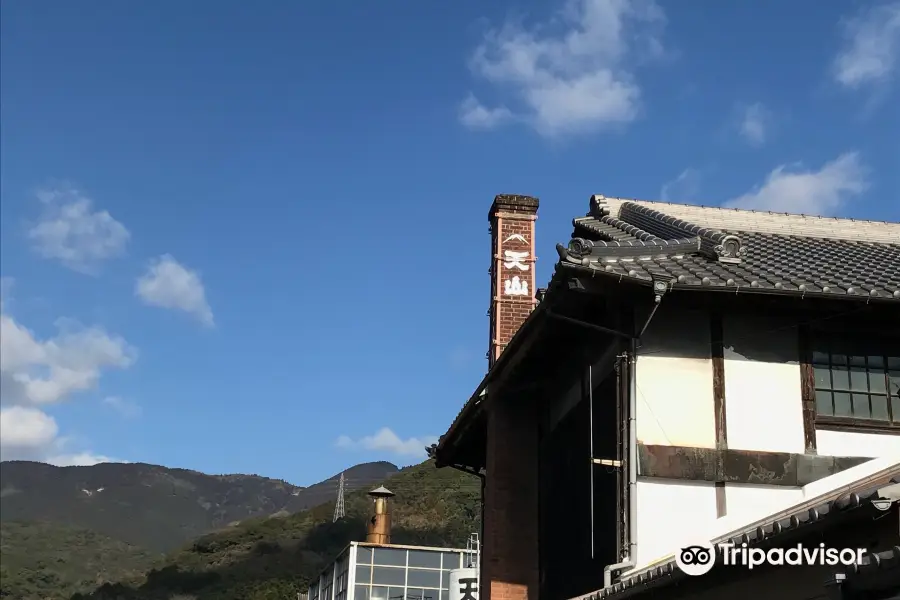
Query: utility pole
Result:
<box><xmin>332</xmin><ymin>472</ymin><xmax>345</xmax><ymax>522</ymax></box>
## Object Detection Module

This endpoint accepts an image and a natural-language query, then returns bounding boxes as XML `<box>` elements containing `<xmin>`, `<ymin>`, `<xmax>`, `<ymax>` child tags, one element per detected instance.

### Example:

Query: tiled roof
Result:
<box><xmin>557</xmin><ymin>196</ymin><xmax>900</xmax><ymax>302</ymax></box>
<box><xmin>584</xmin><ymin>468</ymin><xmax>900</xmax><ymax>600</ymax></box>
<box><xmin>433</xmin><ymin>196</ymin><xmax>900</xmax><ymax>464</ymax></box>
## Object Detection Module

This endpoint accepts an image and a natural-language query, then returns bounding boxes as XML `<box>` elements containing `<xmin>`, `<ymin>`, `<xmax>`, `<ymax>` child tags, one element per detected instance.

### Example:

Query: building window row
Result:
<box><xmin>354</xmin><ymin>585</ymin><xmax>449</xmax><ymax>600</ymax></box>
<box><xmin>356</xmin><ymin>565</ymin><xmax>457</xmax><ymax>589</ymax></box>
<box><xmin>812</xmin><ymin>344</ymin><xmax>900</xmax><ymax>426</ymax></box>
<box><xmin>356</xmin><ymin>547</ymin><xmax>464</xmax><ymax>570</ymax></box>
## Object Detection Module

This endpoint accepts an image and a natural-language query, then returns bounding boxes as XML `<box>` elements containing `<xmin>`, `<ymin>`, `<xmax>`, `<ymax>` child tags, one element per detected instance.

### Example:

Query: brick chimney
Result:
<box><xmin>488</xmin><ymin>194</ymin><xmax>539</xmax><ymax>366</ymax></box>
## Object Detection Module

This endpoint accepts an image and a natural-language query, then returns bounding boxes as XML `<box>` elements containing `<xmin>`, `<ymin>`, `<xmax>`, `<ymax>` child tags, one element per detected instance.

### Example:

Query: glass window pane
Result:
<box><xmin>356</xmin><ymin>586</ymin><xmax>371</xmax><ymax>600</ymax></box>
<box><xmin>388</xmin><ymin>587</ymin><xmax>404</xmax><ymax>600</ymax></box>
<box><xmin>409</xmin><ymin>550</ymin><xmax>442</xmax><ymax>569</ymax></box>
<box><xmin>852</xmin><ymin>394</ymin><xmax>870</xmax><ymax>418</ymax></box>
<box><xmin>849</xmin><ymin>355</ymin><xmax>866</xmax><ymax>368</ymax></box>
<box><xmin>887</xmin><ymin>357</ymin><xmax>900</xmax><ymax>370</ymax></box>
<box><xmin>892</xmin><ymin>396</ymin><xmax>900</xmax><ymax>423</ymax></box>
<box><xmin>408</xmin><ymin>569</ymin><xmax>442</xmax><ymax>588</ymax></box>
<box><xmin>870</xmin><ymin>371</ymin><xmax>887</xmax><ymax>394</ymax></box>
<box><xmin>868</xmin><ymin>356</ymin><xmax>885</xmax><ymax>369</ymax></box>
<box><xmin>442</xmin><ymin>553</ymin><xmax>461</xmax><ymax>570</ymax></box>
<box><xmin>408</xmin><ymin>590</ymin><xmax>425</xmax><ymax>600</ymax></box>
<box><xmin>424</xmin><ymin>591</ymin><xmax>439</xmax><ymax>600</ymax></box>
<box><xmin>374</xmin><ymin>548</ymin><xmax>407</xmax><ymax>567</ymax></box>
<box><xmin>357</xmin><ymin>566</ymin><xmax>371</xmax><ymax>584</ymax></box>
<box><xmin>832</xmin><ymin>354</ymin><xmax>848</xmax><ymax>366</ymax></box>
<box><xmin>850</xmin><ymin>367</ymin><xmax>868</xmax><ymax>391</ymax></box>
<box><xmin>812</xmin><ymin>350</ymin><xmax>830</xmax><ymax>364</ymax></box>
<box><xmin>831</xmin><ymin>368</ymin><xmax>850</xmax><ymax>390</ymax></box>
<box><xmin>889</xmin><ymin>371</ymin><xmax>900</xmax><ymax>397</ymax></box>
<box><xmin>871</xmin><ymin>395</ymin><xmax>890</xmax><ymax>421</ymax></box>
<box><xmin>372</xmin><ymin>567</ymin><xmax>406</xmax><ymax>586</ymax></box>
<box><xmin>814</xmin><ymin>365</ymin><xmax>831</xmax><ymax>389</ymax></box>
<box><xmin>358</xmin><ymin>547</ymin><xmax>373</xmax><ymax>565</ymax></box>
<box><xmin>816</xmin><ymin>390</ymin><xmax>833</xmax><ymax>416</ymax></box>
<box><xmin>834</xmin><ymin>392</ymin><xmax>852</xmax><ymax>417</ymax></box>
<box><xmin>371</xmin><ymin>587</ymin><xmax>388</xmax><ymax>600</ymax></box>
<box><xmin>440</xmin><ymin>591</ymin><xmax>449</xmax><ymax>600</ymax></box>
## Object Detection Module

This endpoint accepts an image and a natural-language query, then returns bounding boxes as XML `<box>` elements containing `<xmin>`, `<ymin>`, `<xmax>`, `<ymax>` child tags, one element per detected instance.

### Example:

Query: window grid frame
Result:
<box><xmin>811</xmin><ymin>340</ymin><xmax>900</xmax><ymax>430</ymax></box>
<box><xmin>352</xmin><ymin>550</ymin><xmax>464</xmax><ymax>600</ymax></box>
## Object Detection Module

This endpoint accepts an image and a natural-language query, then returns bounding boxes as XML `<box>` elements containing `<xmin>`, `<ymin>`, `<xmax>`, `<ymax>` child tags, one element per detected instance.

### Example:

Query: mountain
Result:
<box><xmin>0</xmin><ymin>521</ymin><xmax>159</xmax><ymax>600</ymax></box>
<box><xmin>75</xmin><ymin>460</ymin><xmax>482</xmax><ymax>600</ymax></box>
<box><xmin>0</xmin><ymin>460</ymin><xmax>399</xmax><ymax>553</ymax></box>
<box><xmin>286</xmin><ymin>461</ymin><xmax>401</xmax><ymax>513</ymax></box>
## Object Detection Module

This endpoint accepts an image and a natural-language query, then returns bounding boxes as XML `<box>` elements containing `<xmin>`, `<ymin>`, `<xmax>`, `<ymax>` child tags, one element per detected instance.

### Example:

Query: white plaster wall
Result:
<box><xmin>724</xmin><ymin>484</ymin><xmax>804</xmax><ymax>525</ymax></box>
<box><xmin>722</xmin><ymin>315</ymin><xmax>805</xmax><ymax>453</ymax></box>
<box><xmin>636</xmin><ymin>308</ymin><xmax>715</xmax><ymax>448</ymax></box>
<box><xmin>635</xmin><ymin>478</ymin><xmax>718</xmax><ymax>568</ymax></box>
<box><xmin>816</xmin><ymin>429</ymin><xmax>900</xmax><ymax>457</ymax></box>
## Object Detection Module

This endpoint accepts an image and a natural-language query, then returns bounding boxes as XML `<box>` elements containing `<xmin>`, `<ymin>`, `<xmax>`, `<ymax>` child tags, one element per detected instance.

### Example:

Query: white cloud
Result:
<box><xmin>459</xmin><ymin>94</ymin><xmax>514</xmax><ymax>130</ymax></box>
<box><xmin>103</xmin><ymin>396</ymin><xmax>142</xmax><ymax>419</ymax></box>
<box><xmin>46</xmin><ymin>451</ymin><xmax>119</xmax><ymax>467</ymax></box>
<box><xmin>0</xmin><ymin>317</ymin><xmax>136</xmax><ymax>407</ymax></box>
<box><xmin>27</xmin><ymin>186</ymin><xmax>130</xmax><ymax>274</ymax></box>
<box><xmin>335</xmin><ymin>427</ymin><xmax>438</xmax><ymax>458</ymax></box>
<box><xmin>0</xmin><ymin>404</ymin><xmax>121</xmax><ymax>466</ymax></box>
<box><xmin>0</xmin><ymin>406</ymin><xmax>59</xmax><ymax>449</ymax></box>
<box><xmin>0</xmin><ymin>284</ymin><xmax>132</xmax><ymax>464</ymax></box>
<box><xmin>725</xmin><ymin>152</ymin><xmax>869</xmax><ymax>216</ymax></box>
<box><xmin>739</xmin><ymin>103</ymin><xmax>769</xmax><ymax>146</ymax></box>
<box><xmin>660</xmin><ymin>168</ymin><xmax>701</xmax><ymax>202</ymax></box>
<box><xmin>833</xmin><ymin>2</ymin><xmax>900</xmax><ymax>88</ymax></box>
<box><xmin>461</xmin><ymin>0</ymin><xmax>666</xmax><ymax>137</ymax></box>
<box><xmin>135</xmin><ymin>255</ymin><xmax>214</xmax><ymax>327</ymax></box>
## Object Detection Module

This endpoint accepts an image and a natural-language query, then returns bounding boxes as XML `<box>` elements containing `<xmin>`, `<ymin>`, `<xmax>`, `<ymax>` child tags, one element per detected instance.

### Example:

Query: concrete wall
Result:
<box><xmin>636</xmin><ymin>308</ymin><xmax>716</xmax><ymax>448</ymax></box>
<box><xmin>635</xmin><ymin>478</ymin><xmax>718</xmax><ymax>568</ymax></box>
<box><xmin>724</xmin><ymin>484</ymin><xmax>805</xmax><ymax>525</ymax></box>
<box><xmin>722</xmin><ymin>315</ymin><xmax>805</xmax><ymax>454</ymax></box>
<box><xmin>627</xmin><ymin>305</ymin><xmax>899</xmax><ymax>573</ymax></box>
<box><xmin>816</xmin><ymin>429</ymin><xmax>900</xmax><ymax>457</ymax></box>
<box><xmin>634</xmin><ymin>481</ymin><xmax>806</xmax><ymax>569</ymax></box>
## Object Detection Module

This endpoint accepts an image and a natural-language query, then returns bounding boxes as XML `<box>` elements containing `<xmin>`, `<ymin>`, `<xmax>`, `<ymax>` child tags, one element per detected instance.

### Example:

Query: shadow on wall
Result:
<box><xmin>721</xmin><ymin>314</ymin><xmax>799</xmax><ymax>365</ymax></box>
<box><xmin>637</xmin><ymin>305</ymin><xmax>799</xmax><ymax>365</ymax></box>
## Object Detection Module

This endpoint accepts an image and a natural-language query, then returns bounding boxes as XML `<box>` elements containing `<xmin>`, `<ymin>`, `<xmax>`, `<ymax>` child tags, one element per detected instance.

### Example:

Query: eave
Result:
<box><xmin>429</xmin><ymin>295</ymin><xmax>553</xmax><ymax>472</ymax></box>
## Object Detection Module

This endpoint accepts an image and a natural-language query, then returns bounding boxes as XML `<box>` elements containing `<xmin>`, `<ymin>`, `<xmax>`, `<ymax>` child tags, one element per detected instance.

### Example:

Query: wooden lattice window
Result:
<box><xmin>812</xmin><ymin>339</ymin><xmax>900</xmax><ymax>430</ymax></box>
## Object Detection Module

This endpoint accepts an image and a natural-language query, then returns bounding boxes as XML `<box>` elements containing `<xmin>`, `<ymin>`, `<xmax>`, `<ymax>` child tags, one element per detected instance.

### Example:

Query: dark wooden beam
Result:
<box><xmin>797</xmin><ymin>323</ymin><xmax>818</xmax><ymax>454</ymax></box>
<box><xmin>710</xmin><ymin>313</ymin><xmax>728</xmax><ymax>517</ymax></box>
<box><xmin>637</xmin><ymin>444</ymin><xmax>871</xmax><ymax>486</ymax></box>
<box><xmin>710</xmin><ymin>314</ymin><xmax>728</xmax><ymax>452</ymax></box>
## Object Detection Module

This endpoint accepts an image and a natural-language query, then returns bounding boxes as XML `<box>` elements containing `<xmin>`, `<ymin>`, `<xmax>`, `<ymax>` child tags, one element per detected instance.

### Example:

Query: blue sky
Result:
<box><xmin>1</xmin><ymin>0</ymin><xmax>898</xmax><ymax>486</ymax></box>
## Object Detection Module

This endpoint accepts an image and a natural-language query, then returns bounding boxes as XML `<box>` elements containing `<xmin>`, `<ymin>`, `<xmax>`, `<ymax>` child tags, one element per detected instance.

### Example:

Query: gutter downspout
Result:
<box><xmin>602</xmin><ymin>280</ymin><xmax>669</xmax><ymax>589</ymax></box>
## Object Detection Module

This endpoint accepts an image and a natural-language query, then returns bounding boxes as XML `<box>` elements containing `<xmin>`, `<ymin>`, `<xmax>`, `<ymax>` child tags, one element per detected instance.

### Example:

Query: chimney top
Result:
<box><xmin>489</xmin><ymin>194</ymin><xmax>539</xmax><ymax>219</ymax></box>
<box><xmin>368</xmin><ymin>486</ymin><xmax>395</xmax><ymax>498</ymax></box>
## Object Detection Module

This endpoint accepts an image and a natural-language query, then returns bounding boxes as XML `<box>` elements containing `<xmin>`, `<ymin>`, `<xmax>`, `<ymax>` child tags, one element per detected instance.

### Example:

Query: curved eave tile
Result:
<box><xmin>557</xmin><ymin>258</ymin><xmax>900</xmax><ymax>302</ymax></box>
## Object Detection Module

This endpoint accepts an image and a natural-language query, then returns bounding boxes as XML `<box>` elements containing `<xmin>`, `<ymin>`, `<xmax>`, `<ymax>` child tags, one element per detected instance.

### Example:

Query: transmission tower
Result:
<box><xmin>332</xmin><ymin>472</ymin><xmax>346</xmax><ymax>522</ymax></box>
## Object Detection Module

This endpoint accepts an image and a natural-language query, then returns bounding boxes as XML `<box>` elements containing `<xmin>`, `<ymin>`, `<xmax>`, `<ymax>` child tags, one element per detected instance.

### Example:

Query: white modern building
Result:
<box><xmin>307</xmin><ymin>487</ymin><xmax>479</xmax><ymax>600</ymax></box>
<box><xmin>308</xmin><ymin>541</ymin><xmax>477</xmax><ymax>600</ymax></box>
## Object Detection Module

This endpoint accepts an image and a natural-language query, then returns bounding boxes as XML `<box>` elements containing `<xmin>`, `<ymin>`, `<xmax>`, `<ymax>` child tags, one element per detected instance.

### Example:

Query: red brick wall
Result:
<box><xmin>489</xmin><ymin>196</ymin><xmax>538</xmax><ymax>366</ymax></box>
<box><xmin>484</xmin><ymin>393</ymin><xmax>539</xmax><ymax>600</ymax></box>
<box><xmin>484</xmin><ymin>195</ymin><xmax>540</xmax><ymax>600</ymax></box>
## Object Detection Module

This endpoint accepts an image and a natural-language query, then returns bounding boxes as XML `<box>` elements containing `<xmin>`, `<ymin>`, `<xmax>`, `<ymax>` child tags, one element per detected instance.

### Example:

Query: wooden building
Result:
<box><xmin>428</xmin><ymin>194</ymin><xmax>900</xmax><ymax>600</ymax></box>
